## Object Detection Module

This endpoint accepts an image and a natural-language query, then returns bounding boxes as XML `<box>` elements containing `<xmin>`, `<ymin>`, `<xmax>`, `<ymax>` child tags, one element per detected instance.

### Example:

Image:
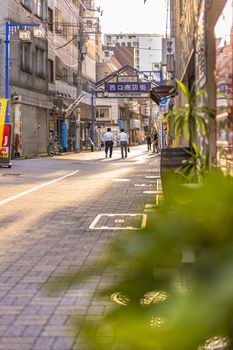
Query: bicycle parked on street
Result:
<box><xmin>47</xmin><ymin>136</ymin><xmax>63</xmax><ymax>157</ymax></box>
<box><xmin>11</xmin><ymin>144</ymin><xmax>21</xmax><ymax>159</ymax></box>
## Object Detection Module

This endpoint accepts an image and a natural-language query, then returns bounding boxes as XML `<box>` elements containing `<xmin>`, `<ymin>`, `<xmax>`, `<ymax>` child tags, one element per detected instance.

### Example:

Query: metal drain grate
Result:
<box><xmin>89</xmin><ymin>214</ymin><xmax>147</xmax><ymax>230</ymax></box>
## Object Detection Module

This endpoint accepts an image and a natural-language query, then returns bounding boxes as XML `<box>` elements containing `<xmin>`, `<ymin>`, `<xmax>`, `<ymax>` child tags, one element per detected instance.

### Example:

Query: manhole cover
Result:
<box><xmin>89</xmin><ymin>214</ymin><xmax>147</xmax><ymax>230</ymax></box>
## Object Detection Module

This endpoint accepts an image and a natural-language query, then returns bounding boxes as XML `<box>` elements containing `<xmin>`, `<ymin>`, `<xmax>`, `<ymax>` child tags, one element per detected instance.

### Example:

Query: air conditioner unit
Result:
<box><xmin>19</xmin><ymin>30</ymin><xmax>31</xmax><ymax>41</ymax></box>
<box><xmin>33</xmin><ymin>28</ymin><xmax>44</xmax><ymax>38</ymax></box>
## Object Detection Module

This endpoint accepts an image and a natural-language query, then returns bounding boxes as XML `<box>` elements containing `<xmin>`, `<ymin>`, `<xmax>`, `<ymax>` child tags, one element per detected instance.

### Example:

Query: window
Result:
<box><xmin>35</xmin><ymin>0</ymin><xmax>44</xmax><ymax>18</ymax></box>
<box><xmin>20</xmin><ymin>43</ymin><xmax>32</xmax><ymax>73</ymax></box>
<box><xmin>62</xmin><ymin>68</ymin><xmax>68</xmax><ymax>83</ymax></box>
<box><xmin>55</xmin><ymin>8</ymin><xmax>62</xmax><ymax>34</ymax></box>
<box><xmin>48</xmin><ymin>59</ymin><xmax>54</xmax><ymax>82</ymax></box>
<box><xmin>73</xmin><ymin>73</ymin><xmax>77</xmax><ymax>86</ymax></box>
<box><xmin>55</xmin><ymin>56</ymin><xmax>63</xmax><ymax>79</ymax></box>
<box><xmin>48</xmin><ymin>7</ymin><xmax>53</xmax><ymax>32</ymax></box>
<box><xmin>21</xmin><ymin>0</ymin><xmax>32</xmax><ymax>11</ymax></box>
<box><xmin>35</xmin><ymin>47</ymin><xmax>45</xmax><ymax>77</ymax></box>
<box><xmin>96</xmin><ymin>108</ymin><xmax>110</xmax><ymax>119</ymax></box>
<box><xmin>179</xmin><ymin>0</ymin><xmax>184</xmax><ymax>17</ymax></box>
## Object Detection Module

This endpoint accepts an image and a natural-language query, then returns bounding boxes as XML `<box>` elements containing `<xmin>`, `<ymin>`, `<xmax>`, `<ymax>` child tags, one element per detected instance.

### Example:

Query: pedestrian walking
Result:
<box><xmin>146</xmin><ymin>134</ymin><xmax>152</xmax><ymax>151</ymax></box>
<box><xmin>152</xmin><ymin>131</ymin><xmax>159</xmax><ymax>153</ymax></box>
<box><xmin>103</xmin><ymin>127</ymin><xmax>114</xmax><ymax>158</ymax></box>
<box><xmin>119</xmin><ymin>128</ymin><xmax>129</xmax><ymax>159</ymax></box>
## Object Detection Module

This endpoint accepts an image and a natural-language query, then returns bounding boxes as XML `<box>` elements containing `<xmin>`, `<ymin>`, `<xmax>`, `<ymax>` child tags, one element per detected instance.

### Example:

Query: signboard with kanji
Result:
<box><xmin>0</xmin><ymin>124</ymin><xmax>12</xmax><ymax>168</ymax></box>
<box><xmin>118</xmin><ymin>76</ymin><xmax>138</xmax><ymax>83</ymax></box>
<box><xmin>105</xmin><ymin>82</ymin><xmax>151</xmax><ymax>93</ymax></box>
<box><xmin>97</xmin><ymin>92</ymin><xmax>151</xmax><ymax>99</ymax></box>
<box><xmin>0</xmin><ymin>98</ymin><xmax>7</xmax><ymax>150</ymax></box>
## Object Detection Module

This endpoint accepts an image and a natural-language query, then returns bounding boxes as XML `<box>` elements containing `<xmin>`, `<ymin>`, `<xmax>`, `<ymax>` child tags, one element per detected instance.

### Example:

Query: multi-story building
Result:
<box><xmin>214</xmin><ymin>0</ymin><xmax>233</xmax><ymax>173</ymax></box>
<box><xmin>96</xmin><ymin>51</ymin><xmax>122</xmax><ymax>145</ymax></box>
<box><xmin>47</xmin><ymin>0</ymin><xmax>98</xmax><ymax>151</ymax></box>
<box><xmin>0</xmin><ymin>0</ymin><xmax>51</xmax><ymax>155</ymax></box>
<box><xmin>0</xmin><ymin>0</ymin><xmax>99</xmax><ymax>155</ymax></box>
<box><xmin>103</xmin><ymin>33</ymin><xmax>163</xmax><ymax>141</ymax></box>
<box><xmin>170</xmin><ymin>0</ymin><xmax>227</xmax><ymax>163</ymax></box>
<box><xmin>104</xmin><ymin>33</ymin><xmax>162</xmax><ymax>71</ymax></box>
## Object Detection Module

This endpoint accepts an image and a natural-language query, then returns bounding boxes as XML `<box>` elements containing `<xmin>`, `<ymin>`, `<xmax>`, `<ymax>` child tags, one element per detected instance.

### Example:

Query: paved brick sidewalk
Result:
<box><xmin>0</xmin><ymin>147</ymin><xmax>160</xmax><ymax>350</ymax></box>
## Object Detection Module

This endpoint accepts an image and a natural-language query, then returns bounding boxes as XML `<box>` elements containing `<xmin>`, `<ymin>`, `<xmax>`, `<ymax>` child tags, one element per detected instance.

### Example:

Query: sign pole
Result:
<box><xmin>5</xmin><ymin>21</ymin><xmax>10</xmax><ymax>123</ymax></box>
<box><xmin>91</xmin><ymin>91</ymin><xmax>95</xmax><ymax>152</ymax></box>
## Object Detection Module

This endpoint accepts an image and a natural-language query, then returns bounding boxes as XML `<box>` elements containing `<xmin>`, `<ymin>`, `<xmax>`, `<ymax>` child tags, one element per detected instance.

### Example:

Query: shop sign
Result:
<box><xmin>143</xmin><ymin>118</ymin><xmax>150</xmax><ymax>126</ymax></box>
<box><xmin>105</xmin><ymin>82</ymin><xmax>151</xmax><ymax>93</ymax></box>
<box><xmin>130</xmin><ymin>119</ymin><xmax>140</xmax><ymax>129</ymax></box>
<box><xmin>97</xmin><ymin>92</ymin><xmax>150</xmax><ymax>99</ymax></box>
<box><xmin>0</xmin><ymin>124</ymin><xmax>11</xmax><ymax>162</ymax></box>
<box><xmin>118</xmin><ymin>76</ymin><xmax>138</xmax><ymax>83</ymax></box>
<box><xmin>0</xmin><ymin>98</ymin><xmax>7</xmax><ymax>150</ymax></box>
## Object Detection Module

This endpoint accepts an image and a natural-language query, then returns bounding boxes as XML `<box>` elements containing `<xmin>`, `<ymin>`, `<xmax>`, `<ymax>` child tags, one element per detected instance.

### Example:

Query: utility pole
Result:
<box><xmin>75</xmin><ymin>3</ymin><xmax>85</xmax><ymax>152</ymax></box>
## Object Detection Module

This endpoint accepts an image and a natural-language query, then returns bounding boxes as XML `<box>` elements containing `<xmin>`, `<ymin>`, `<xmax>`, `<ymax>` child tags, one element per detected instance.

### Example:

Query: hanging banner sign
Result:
<box><xmin>0</xmin><ymin>98</ymin><xmax>8</xmax><ymax>151</ymax></box>
<box><xmin>105</xmin><ymin>82</ymin><xmax>151</xmax><ymax>93</ymax></box>
<box><xmin>0</xmin><ymin>123</ymin><xmax>12</xmax><ymax>168</ymax></box>
<box><xmin>118</xmin><ymin>76</ymin><xmax>138</xmax><ymax>83</ymax></box>
<box><xmin>97</xmin><ymin>92</ymin><xmax>151</xmax><ymax>99</ymax></box>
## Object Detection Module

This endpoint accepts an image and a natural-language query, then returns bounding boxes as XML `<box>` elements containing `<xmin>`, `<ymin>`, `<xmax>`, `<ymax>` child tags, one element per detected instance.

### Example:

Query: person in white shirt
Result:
<box><xmin>119</xmin><ymin>128</ymin><xmax>129</xmax><ymax>159</ymax></box>
<box><xmin>103</xmin><ymin>128</ymin><xmax>114</xmax><ymax>158</ymax></box>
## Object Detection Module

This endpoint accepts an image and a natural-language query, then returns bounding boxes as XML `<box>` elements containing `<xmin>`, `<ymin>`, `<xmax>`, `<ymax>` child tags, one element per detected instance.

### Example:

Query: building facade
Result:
<box><xmin>0</xmin><ymin>0</ymin><xmax>99</xmax><ymax>155</ymax></box>
<box><xmin>170</xmin><ymin>0</ymin><xmax>227</xmax><ymax>162</ymax></box>
<box><xmin>104</xmin><ymin>33</ymin><xmax>162</xmax><ymax>72</ymax></box>
<box><xmin>0</xmin><ymin>0</ymin><xmax>51</xmax><ymax>156</ymax></box>
<box><xmin>47</xmin><ymin>0</ymin><xmax>97</xmax><ymax>151</ymax></box>
<box><xmin>214</xmin><ymin>0</ymin><xmax>233</xmax><ymax>173</ymax></box>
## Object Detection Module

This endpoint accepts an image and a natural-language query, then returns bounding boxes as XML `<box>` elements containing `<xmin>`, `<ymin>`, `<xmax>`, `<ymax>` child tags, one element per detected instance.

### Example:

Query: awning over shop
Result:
<box><xmin>151</xmin><ymin>85</ymin><xmax>176</xmax><ymax>105</ymax></box>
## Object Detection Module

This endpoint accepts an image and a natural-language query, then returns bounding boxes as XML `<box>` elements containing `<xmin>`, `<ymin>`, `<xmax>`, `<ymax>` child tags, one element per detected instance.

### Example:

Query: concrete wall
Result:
<box><xmin>0</xmin><ymin>0</ymin><xmax>50</xmax><ymax>155</ymax></box>
<box><xmin>139</xmin><ymin>36</ymin><xmax>162</xmax><ymax>71</ymax></box>
<box><xmin>171</xmin><ymin>0</ymin><xmax>226</xmax><ymax>158</ymax></box>
<box><xmin>22</xmin><ymin>105</ymin><xmax>48</xmax><ymax>155</ymax></box>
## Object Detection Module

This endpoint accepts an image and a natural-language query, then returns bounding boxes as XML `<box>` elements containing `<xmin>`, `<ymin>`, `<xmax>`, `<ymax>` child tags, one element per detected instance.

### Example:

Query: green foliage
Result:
<box><xmin>175</xmin><ymin>142</ymin><xmax>209</xmax><ymax>183</ymax></box>
<box><xmin>48</xmin><ymin>173</ymin><xmax>233</xmax><ymax>350</ymax></box>
<box><xmin>166</xmin><ymin>80</ymin><xmax>211</xmax><ymax>144</ymax></box>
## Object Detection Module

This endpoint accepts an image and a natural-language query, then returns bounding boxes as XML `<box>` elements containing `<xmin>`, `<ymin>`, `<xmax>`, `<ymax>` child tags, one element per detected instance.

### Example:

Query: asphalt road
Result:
<box><xmin>0</xmin><ymin>146</ymin><xmax>161</xmax><ymax>350</ymax></box>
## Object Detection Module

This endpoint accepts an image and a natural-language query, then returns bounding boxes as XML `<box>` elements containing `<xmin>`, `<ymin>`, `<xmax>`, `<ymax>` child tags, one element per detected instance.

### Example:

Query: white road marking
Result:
<box><xmin>0</xmin><ymin>170</ymin><xmax>79</xmax><ymax>206</ymax></box>
<box><xmin>89</xmin><ymin>213</ymin><xmax>147</xmax><ymax>230</ymax></box>
<box><xmin>143</xmin><ymin>190</ymin><xmax>162</xmax><ymax>194</ymax></box>
<box><xmin>112</xmin><ymin>179</ymin><xmax>130</xmax><ymax>182</ymax></box>
<box><xmin>145</xmin><ymin>175</ymin><xmax>160</xmax><ymax>179</ymax></box>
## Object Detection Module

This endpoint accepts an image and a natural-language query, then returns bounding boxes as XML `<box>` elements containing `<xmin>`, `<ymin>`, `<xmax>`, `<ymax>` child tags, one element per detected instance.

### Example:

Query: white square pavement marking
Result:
<box><xmin>145</xmin><ymin>175</ymin><xmax>160</xmax><ymax>179</ymax></box>
<box><xmin>112</xmin><ymin>179</ymin><xmax>130</xmax><ymax>182</ymax></box>
<box><xmin>89</xmin><ymin>214</ymin><xmax>147</xmax><ymax>230</ymax></box>
<box><xmin>143</xmin><ymin>191</ymin><xmax>162</xmax><ymax>194</ymax></box>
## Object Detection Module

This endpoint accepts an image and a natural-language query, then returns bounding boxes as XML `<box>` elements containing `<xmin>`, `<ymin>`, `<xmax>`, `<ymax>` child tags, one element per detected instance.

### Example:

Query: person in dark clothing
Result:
<box><xmin>146</xmin><ymin>135</ymin><xmax>152</xmax><ymax>151</ymax></box>
<box><xmin>152</xmin><ymin>131</ymin><xmax>159</xmax><ymax>153</ymax></box>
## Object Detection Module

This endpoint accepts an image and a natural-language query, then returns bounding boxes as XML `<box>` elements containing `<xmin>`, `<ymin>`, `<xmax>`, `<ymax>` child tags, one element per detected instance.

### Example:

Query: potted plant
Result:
<box><xmin>160</xmin><ymin>80</ymin><xmax>211</xmax><ymax>188</ymax></box>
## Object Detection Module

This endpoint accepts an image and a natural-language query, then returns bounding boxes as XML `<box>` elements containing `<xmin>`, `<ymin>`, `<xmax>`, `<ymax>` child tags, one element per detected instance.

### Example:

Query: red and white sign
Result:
<box><xmin>0</xmin><ymin>124</ymin><xmax>10</xmax><ymax>159</ymax></box>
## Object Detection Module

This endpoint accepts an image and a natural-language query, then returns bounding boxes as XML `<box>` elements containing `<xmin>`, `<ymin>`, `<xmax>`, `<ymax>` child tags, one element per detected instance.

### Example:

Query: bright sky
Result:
<box><xmin>95</xmin><ymin>0</ymin><xmax>167</xmax><ymax>35</ymax></box>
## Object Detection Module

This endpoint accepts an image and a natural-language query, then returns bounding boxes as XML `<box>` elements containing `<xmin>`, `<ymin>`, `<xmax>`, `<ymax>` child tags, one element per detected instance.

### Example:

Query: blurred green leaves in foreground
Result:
<box><xmin>49</xmin><ymin>173</ymin><xmax>233</xmax><ymax>350</ymax></box>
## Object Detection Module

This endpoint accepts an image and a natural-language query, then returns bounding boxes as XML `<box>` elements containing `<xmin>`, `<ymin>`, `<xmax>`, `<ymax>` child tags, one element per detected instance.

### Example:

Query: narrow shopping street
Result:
<box><xmin>0</xmin><ymin>147</ymin><xmax>160</xmax><ymax>350</ymax></box>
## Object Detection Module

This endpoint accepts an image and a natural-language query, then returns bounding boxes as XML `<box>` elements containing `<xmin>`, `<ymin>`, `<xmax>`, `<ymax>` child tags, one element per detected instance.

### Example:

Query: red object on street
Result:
<box><xmin>0</xmin><ymin>124</ymin><xmax>11</xmax><ymax>159</ymax></box>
